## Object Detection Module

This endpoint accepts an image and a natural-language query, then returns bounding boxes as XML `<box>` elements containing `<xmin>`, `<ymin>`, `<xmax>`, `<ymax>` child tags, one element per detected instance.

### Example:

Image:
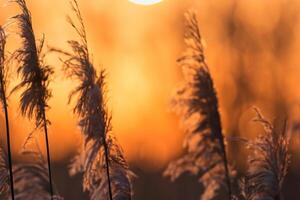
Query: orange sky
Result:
<box><xmin>1</xmin><ymin>0</ymin><xmax>300</xmax><ymax>170</ymax></box>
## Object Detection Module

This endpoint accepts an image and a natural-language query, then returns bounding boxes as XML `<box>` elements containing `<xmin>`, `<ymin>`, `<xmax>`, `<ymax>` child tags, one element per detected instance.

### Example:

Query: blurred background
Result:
<box><xmin>1</xmin><ymin>0</ymin><xmax>300</xmax><ymax>199</ymax></box>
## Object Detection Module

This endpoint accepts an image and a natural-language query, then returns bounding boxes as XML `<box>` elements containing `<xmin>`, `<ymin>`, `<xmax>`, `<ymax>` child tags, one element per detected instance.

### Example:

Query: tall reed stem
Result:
<box><xmin>41</xmin><ymin>110</ymin><xmax>53</xmax><ymax>200</ymax></box>
<box><xmin>103</xmin><ymin>138</ymin><xmax>113</xmax><ymax>200</ymax></box>
<box><xmin>219</xmin><ymin>139</ymin><xmax>232</xmax><ymax>199</ymax></box>
<box><xmin>0</xmin><ymin>75</ymin><xmax>15</xmax><ymax>200</ymax></box>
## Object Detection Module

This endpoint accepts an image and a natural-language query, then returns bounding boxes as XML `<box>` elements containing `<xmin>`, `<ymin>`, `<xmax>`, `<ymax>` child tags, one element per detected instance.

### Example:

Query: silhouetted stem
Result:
<box><xmin>103</xmin><ymin>137</ymin><xmax>113</xmax><ymax>200</ymax></box>
<box><xmin>219</xmin><ymin>138</ymin><xmax>232</xmax><ymax>200</ymax></box>
<box><xmin>42</xmin><ymin>111</ymin><xmax>54</xmax><ymax>200</ymax></box>
<box><xmin>0</xmin><ymin>74</ymin><xmax>15</xmax><ymax>200</ymax></box>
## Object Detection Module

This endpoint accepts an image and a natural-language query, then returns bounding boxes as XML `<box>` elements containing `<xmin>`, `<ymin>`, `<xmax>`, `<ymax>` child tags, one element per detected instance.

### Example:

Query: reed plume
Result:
<box><xmin>240</xmin><ymin>108</ymin><xmax>290</xmax><ymax>200</ymax></box>
<box><xmin>13</xmin><ymin>137</ymin><xmax>63</xmax><ymax>200</ymax></box>
<box><xmin>0</xmin><ymin>26</ymin><xmax>15</xmax><ymax>200</ymax></box>
<box><xmin>0</xmin><ymin>146</ymin><xmax>10</xmax><ymax>199</ymax></box>
<box><xmin>10</xmin><ymin>0</ymin><xmax>54</xmax><ymax>198</ymax></box>
<box><xmin>51</xmin><ymin>1</ymin><xmax>133</xmax><ymax>199</ymax></box>
<box><xmin>164</xmin><ymin>10</ymin><xmax>233</xmax><ymax>200</ymax></box>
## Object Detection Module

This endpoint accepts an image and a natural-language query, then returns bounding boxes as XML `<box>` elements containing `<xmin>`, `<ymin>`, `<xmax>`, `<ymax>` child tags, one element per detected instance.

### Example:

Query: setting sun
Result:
<box><xmin>129</xmin><ymin>0</ymin><xmax>162</xmax><ymax>6</ymax></box>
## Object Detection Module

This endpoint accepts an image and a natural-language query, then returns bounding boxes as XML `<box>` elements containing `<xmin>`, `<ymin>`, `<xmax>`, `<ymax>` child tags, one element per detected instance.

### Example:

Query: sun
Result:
<box><xmin>129</xmin><ymin>0</ymin><xmax>163</xmax><ymax>6</ymax></box>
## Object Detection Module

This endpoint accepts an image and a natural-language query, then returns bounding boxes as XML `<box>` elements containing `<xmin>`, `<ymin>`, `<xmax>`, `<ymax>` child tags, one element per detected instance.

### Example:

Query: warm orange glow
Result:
<box><xmin>1</xmin><ymin>0</ymin><xmax>300</xmax><ymax>172</ymax></box>
<box><xmin>129</xmin><ymin>0</ymin><xmax>162</xmax><ymax>6</ymax></box>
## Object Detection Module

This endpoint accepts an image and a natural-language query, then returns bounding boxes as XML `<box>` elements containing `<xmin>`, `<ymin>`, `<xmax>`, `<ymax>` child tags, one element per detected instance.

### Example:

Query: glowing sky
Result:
<box><xmin>1</xmin><ymin>0</ymin><xmax>300</xmax><ymax>170</ymax></box>
<box><xmin>129</xmin><ymin>0</ymin><xmax>163</xmax><ymax>6</ymax></box>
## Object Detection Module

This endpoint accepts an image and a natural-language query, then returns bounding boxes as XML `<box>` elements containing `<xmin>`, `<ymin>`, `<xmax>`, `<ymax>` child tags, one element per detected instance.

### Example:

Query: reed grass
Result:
<box><xmin>13</xmin><ymin>138</ymin><xmax>63</xmax><ymax>200</ymax></box>
<box><xmin>0</xmin><ymin>26</ymin><xmax>15</xmax><ymax>200</ymax></box>
<box><xmin>10</xmin><ymin>0</ymin><xmax>54</xmax><ymax>198</ymax></box>
<box><xmin>50</xmin><ymin>1</ymin><xmax>133</xmax><ymax>199</ymax></box>
<box><xmin>164</xmin><ymin>10</ymin><xmax>233</xmax><ymax>200</ymax></box>
<box><xmin>240</xmin><ymin>108</ymin><xmax>291</xmax><ymax>200</ymax></box>
<box><xmin>0</xmin><ymin>2</ymin><xmax>296</xmax><ymax>200</ymax></box>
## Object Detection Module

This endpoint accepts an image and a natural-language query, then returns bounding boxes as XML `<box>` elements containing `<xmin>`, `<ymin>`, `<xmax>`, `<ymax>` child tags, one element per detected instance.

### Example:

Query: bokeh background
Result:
<box><xmin>1</xmin><ymin>0</ymin><xmax>300</xmax><ymax>199</ymax></box>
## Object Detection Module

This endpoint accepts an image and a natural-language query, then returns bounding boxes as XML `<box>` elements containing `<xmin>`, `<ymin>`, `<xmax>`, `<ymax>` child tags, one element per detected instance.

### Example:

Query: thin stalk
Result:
<box><xmin>0</xmin><ymin>75</ymin><xmax>15</xmax><ymax>200</ymax></box>
<box><xmin>219</xmin><ymin>138</ymin><xmax>232</xmax><ymax>200</ymax></box>
<box><xmin>41</xmin><ymin>110</ymin><xmax>54</xmax><ymax>200</ymax></box>
<box><xmin>103</xmin><ymin>137</ymin><xmax>113</xmax><ymax>200</ymax></box>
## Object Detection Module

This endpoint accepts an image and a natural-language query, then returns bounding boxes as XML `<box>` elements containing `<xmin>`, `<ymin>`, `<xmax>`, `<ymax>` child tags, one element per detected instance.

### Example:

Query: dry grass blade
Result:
<box><xmin>51</xmin><ymin>1</ymin><xmax>133</xmax><ymax>199</ymax></box>
<box><xmin>10</xmin><ymin>0</ymin><xmax>54</xmax><ymax>198</ymax></box>
<box><xmin>240</xmin><ymin>108</ymin><xmax>291</xmax><ymax>200</ymax></box>
<box><xmin>164</xmin><ymin>10</ymin><xmax>233</xmax><ymax>200</ymax></box>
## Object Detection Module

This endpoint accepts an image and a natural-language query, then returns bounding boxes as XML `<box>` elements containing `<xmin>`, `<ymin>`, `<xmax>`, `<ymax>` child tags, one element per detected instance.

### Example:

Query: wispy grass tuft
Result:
<box><xmin>0</xmin><ymin>146</ymin><xmax>10</xmax><ymax>199</ymax></box>
<box><xmin>13</xmin><ymin>138</ymin><xmax>63</xmax><ymax>200</ymax></box>
<box><xmin>240</xmin><ymin>108</ymin><xmax>291</xmax><ymax>200</ymax></box>
<box><xmin>0</xmin><ymin>26</ymin><xmax>15</xmax><ymax>200</ymax></box>
<box><xmin>164</xmin><ymin>10</ymin><xmax>233</xmax><ymax>200</ymax></box>
<box><xmin>10</xmin><ymin>0</ymin><xmax>54</xmax><ymax>198</ymax></box>
<box><xmin>51</xmin><ymin>1</ymin><xmax>133</xmax><ymax>199</ymax></box>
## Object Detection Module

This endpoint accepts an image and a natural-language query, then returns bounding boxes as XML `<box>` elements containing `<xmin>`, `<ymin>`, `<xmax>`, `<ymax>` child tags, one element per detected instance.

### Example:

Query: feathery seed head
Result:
<box><xmin>164</xmin><ymin>10</ymin><xmax>233</xmax><ymax>200</ymax></box>
<box><xmin>0</xmin><ymin>27</ymin><xmax>9</xmax><ymax>107</ymax></box>
<box><xmin>241</xmin><ymin>108</ymin><xmax>291</xmax><ymax>200</ymax></box>
<box><xmin>14</xmin><ymin>149</ymin><xmax>63</xmax><ymax>200</ymax></box>
<box><xmin>12</xmin><ymin>0</ymin><xmax>53</xmax><ymax>129</ymax></box>
<box><xmin>52</xmin><ymin>1</ymin><xmax>133</xmax><ymax>199</ymax></box>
